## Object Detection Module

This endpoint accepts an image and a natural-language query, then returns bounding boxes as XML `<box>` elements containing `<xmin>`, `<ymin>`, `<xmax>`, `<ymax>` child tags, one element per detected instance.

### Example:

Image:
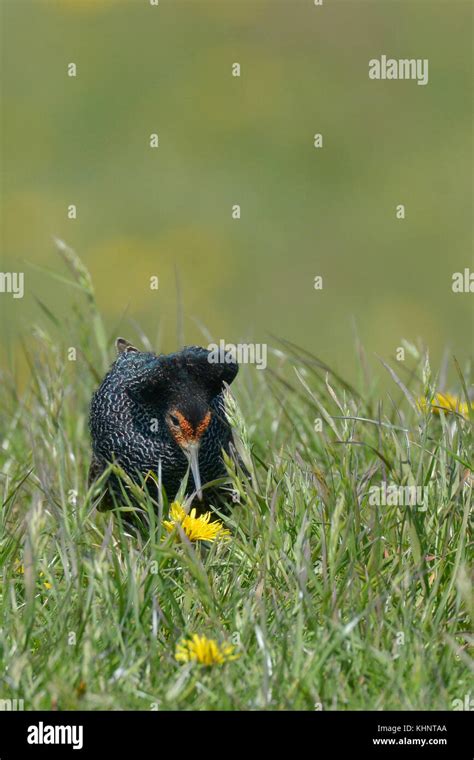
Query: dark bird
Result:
<box><xmin>89</xmin><ymin>338</ymin><xmax>239</xmax><ymax>512</ymax></box>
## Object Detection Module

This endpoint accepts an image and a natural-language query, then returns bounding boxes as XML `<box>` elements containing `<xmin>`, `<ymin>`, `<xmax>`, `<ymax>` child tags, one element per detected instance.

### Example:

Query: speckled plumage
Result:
<box><xmin>89</xmin><ymin>342</ymin><xmax>239</xmax><ymax>509</ymax></box>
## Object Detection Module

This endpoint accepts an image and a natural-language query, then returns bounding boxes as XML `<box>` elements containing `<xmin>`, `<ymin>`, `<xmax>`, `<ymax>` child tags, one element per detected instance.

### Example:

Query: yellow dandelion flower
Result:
<box><xmin>417</xmin><ymin>393</ymin><xmax>472</xmax><ymax>417</ymax></box>
<box><xmin>175</xmin><ymin>634</ymin><xmax>239</xmax><ymax>666</ymax></box>
<box><xmin>163</xmin><ymin>502</ymin><xmax>231</xmax><ymax>543</ymax></box>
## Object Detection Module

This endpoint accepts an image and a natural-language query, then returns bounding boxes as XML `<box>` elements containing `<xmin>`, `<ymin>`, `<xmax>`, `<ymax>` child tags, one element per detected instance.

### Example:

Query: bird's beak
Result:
<box><xmin>185</xmin><ymin>443</ymin><xmax>203</xmax><ymax>500</ymax></box>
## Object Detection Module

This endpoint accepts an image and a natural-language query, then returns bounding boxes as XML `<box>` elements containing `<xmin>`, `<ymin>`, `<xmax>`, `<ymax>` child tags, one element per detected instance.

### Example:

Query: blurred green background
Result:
<box><xmin>1</xmin><ymin>0</ymin><xmax>472</xmax><ymax>385</ymax></box>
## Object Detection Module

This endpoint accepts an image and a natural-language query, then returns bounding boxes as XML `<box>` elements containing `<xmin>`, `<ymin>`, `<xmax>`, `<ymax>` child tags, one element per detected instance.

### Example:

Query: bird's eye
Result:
<box><xmin>170</xmin><ymin>415</ymin><xmax>180</xmax><ymax>427</ymax></box>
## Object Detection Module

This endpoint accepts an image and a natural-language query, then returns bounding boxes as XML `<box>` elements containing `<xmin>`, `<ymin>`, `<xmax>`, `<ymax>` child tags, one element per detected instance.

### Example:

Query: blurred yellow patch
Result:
<box><xmin>89</xmin><ymin>229</ymin><xmax>234</xmax><ymax>331</ymax></box>
<box><xmin>417</xmin><ymin>393</ymin><xmax>472</xmax><ymax>417</ymax></box>
<box><xmin>15</xmin><ymin>563</ymin><xmax>52</xmax><ymax>589</ymax></box>
<box><xmin>175</xmin><ymin>634</ymin><xmax>239</xmax><ymax>666</ymax></box>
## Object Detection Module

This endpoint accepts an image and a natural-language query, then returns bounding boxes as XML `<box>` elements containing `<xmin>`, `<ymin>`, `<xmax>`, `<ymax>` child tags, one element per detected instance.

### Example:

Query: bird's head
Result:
<box><xmin>164</xmin><ymin>398</ymin><xmax>212</xmax><ymax>499</ymax></box>
<box><xmin>115</xmin><ymin>338</ymin><xmax>238</xmax><ymax>499</ymax></box>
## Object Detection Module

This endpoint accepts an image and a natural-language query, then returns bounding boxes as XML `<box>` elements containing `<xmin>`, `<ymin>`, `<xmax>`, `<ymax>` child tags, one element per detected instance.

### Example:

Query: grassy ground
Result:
<box><xmin>0</xmin><ymin>250</ymin><xmax>472</xmax><ymax>711</ymax></box>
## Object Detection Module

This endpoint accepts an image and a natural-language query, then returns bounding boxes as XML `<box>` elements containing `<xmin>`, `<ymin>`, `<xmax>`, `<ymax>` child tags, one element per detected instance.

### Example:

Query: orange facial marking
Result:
<box><xmin>169</xmin><ymin>410</ymin><xmax>211</xmax><ymax>446</ymax></box>
<box><xmin>195</xmin><ymin>411</ymin><xmax>211</xmax><ymax>439</ymax></box>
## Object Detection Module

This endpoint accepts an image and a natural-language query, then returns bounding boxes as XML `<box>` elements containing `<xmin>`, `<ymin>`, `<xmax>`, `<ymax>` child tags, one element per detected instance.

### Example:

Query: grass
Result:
<box><xmin>0</xmin><ymin>246</ymin><xmax>472</xmax><ymax>711</ymax></box>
